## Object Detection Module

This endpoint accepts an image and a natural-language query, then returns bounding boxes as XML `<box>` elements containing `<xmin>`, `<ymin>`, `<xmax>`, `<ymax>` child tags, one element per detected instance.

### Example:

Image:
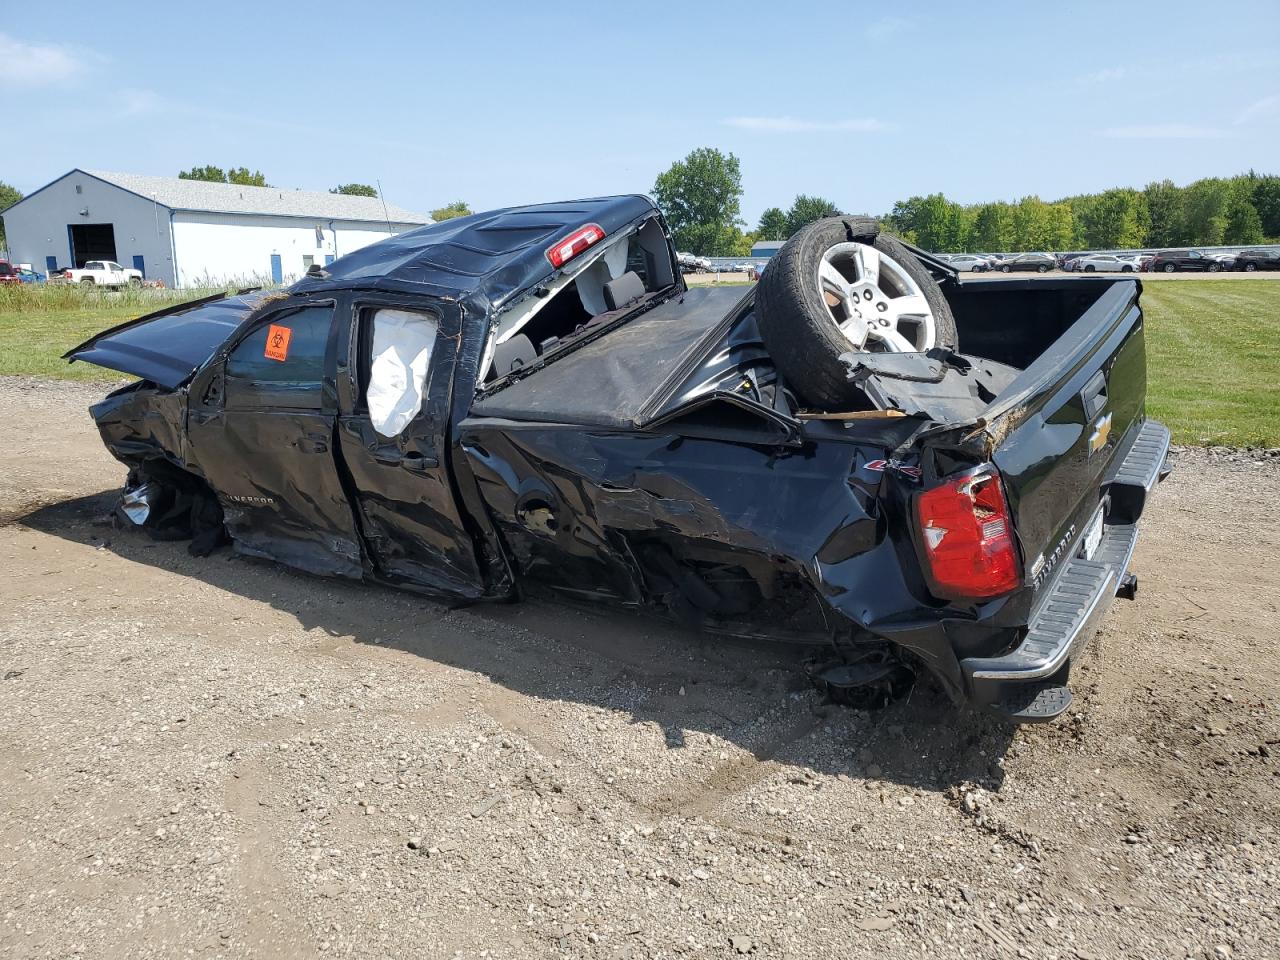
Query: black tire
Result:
<box><xmin>754</xmin><ymin>216</ymin><xmax>957</xmax><ymax>410</ymax></box>
<box><xmin>80</xmin><ymin>278</ymin><xmax>94</xmax><ymax>285</ymax></box>
<box><xmin>128</xmin><ymin>276</ymin><xmax>142</xmax><ymax>287</ymax></box>
<box><xmin>1001</xmin><ymin>264</ymin><xmax>1011</xmax><ymax>273</ymax></box>
<box><xmin>1245</xmin><ymin>263</ymin><xmax>1258</xmax><ymax>272</ymax></box>
<box><xmin>1208</xmin><ymin>263</ymin><xmax>1220</xmax><ymax>272</ymax></box>
<box><xmin>1122</xmin><ymin>265</ymin><xmax>1133</xmax><ymax>273</ymax></box>
<box><xmin>1037</xmin><ymin>264</ymin><xmax>1049</xmax><ymax>273</ymax></box>
<box><xmin>1084</xmin><ymin>264</ymin><xmax>1096</xmax><ymax>272</ymax></box>
<box><xmin>1163</xmin><ymin>263</ymin><xmax>1176</xmax><ymax>273</ymax></box>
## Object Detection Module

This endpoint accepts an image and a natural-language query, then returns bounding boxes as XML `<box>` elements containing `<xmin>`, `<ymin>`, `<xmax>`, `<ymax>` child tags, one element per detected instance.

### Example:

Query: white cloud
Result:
<box><xmin>1081</xmin><ymin>66</ymin><xmax>1129</xmax><ymax>84</ymax></box>
<box><xmin>1100</xmin><ymin>124</ymin><xmax>1228</xmax><ymax>140</ymax></box>
<box><xmin>866</xmin><ymin>16</ymin><xmax>914</xmax><ymax>40</ymax></box>
<box><xmin>723</xmin><ymin>116</ymin><xmax>888</xmax><ymax>133</ymax></box>
<box><xmin>0</xmin><ymin>32</ymin><xmax>85</xmax><ymax>86</ymax></box>
<box><xmin>1235</xmin><ymin>93</ymin><xmax>1280</xmax><ymax>126</ymax></box>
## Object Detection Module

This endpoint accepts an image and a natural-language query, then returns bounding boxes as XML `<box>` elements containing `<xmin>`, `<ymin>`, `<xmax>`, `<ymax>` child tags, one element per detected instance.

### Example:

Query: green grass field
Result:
<box><xmin>1141</xmin><ymin>281</ymin><xmax>1280</xmax><ymax>447</ymax></box>
<box><xmin>2</xmin><ymin>279</ymin><xmax>1278</xmax><ymax>446</ymax></box>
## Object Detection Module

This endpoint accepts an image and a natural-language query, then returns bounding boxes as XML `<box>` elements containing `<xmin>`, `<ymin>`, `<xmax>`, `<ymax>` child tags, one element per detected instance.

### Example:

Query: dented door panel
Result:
<box><xmin>458</xmin><ymin>422</ymin><xmax>948</xmax><ymax>655</ymax></box>
<box><xmin>334</xmin><ymin>298</ymin><xmax>489</xmax><ymax>599</ymax></box>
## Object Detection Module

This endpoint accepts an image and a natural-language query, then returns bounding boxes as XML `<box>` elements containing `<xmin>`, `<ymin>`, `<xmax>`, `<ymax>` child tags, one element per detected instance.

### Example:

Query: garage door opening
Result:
<box><xmin>69</xmin><ymin>224</ymin><xmax>118</xmax><ymax>268</ymax></box>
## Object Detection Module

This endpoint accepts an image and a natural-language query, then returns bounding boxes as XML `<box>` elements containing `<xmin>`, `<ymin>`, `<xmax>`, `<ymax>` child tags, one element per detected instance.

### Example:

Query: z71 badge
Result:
<box><xmin>864</xmin><ymin>459</ymin><xmax>923</xmax><ymax>481</ymax></box>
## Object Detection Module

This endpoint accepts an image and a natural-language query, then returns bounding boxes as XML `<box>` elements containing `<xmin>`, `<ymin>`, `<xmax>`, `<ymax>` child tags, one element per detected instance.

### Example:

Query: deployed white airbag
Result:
<box><xmin>368</xmin><ymin>309</ymin><xmax>439</xmax><ymax>438</ymax></box>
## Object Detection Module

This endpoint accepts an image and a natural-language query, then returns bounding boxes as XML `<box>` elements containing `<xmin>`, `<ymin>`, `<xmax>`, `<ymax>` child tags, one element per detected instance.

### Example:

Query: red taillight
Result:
<box><xmin>917</xmin><ymin>466</ymin><xmax>1020</xmax><ymax>599</ymax></box>
<box><xmin>545</xmin><ymin>223</ymin><xmax>605</xmax><ymax>269</ymax></box>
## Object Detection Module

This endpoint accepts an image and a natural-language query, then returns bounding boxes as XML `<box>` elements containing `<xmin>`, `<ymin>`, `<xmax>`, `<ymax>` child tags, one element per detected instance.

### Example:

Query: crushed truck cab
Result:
<box><xmin>68</xmin><ymin>197</ymin><xmax>1170</xmax><ymax>721</ymax></box>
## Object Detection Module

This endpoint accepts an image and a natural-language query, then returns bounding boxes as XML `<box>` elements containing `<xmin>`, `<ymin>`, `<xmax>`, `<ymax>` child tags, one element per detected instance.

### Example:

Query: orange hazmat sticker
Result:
<box><xmin>264</xmin><ymin>324</ymin><xmax>291</xmax><ymax>362</ymax></box>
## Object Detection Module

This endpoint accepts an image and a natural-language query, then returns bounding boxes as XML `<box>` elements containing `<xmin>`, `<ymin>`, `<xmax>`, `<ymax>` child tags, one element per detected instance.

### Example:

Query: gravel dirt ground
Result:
<box><xmin>1</xmin><ymin>375</ymin><xmax>1277</xmax><ymax>960</ymax></box>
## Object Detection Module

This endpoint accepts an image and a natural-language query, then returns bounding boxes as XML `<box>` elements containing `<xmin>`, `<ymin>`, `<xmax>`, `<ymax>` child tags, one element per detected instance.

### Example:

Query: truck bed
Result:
<box><xmin>470</xmin><ymin>287</ymin><xmax>745</xmax><ymax>429</ymax></box>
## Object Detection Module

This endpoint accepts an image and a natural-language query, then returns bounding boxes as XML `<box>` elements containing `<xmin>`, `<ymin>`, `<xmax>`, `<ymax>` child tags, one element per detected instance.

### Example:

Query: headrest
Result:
<box><xmin>493</xmin><ymin>334</ymin><xmax>536</xmax><ymax>375</ymax></box>
<box><xmin>603</xmin><ymin>271</ymin><xmax>646</xmax><ymax>311</ymax></box>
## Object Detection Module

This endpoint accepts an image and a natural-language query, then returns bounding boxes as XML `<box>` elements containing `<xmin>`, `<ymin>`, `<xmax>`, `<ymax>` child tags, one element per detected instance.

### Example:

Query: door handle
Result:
<box><xmin>294</xmin><ymin>435</ymin><xmax>329</xmax><ymax>454</ymax></box>
<box><xmin>401</xmin><ymin>452</ymin><xmax>439</xmax><ymax>472</ymax></box>
<box><xmin>369</xmin><ymin>448</ymin><xmax>438</xmax><ymax>470</ymax></box>
<box><xmin>1080</xmin><ymin>369</ymin><xmax>1108</xmax><ymax>418</ymax></box>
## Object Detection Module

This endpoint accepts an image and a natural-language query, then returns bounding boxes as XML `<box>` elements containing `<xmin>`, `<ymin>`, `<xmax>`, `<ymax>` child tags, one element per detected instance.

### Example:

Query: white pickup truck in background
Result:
<box><xmin>63</xmin><ymin>260</ymin><xmax>144</xmax><ymax>287</ymax></box>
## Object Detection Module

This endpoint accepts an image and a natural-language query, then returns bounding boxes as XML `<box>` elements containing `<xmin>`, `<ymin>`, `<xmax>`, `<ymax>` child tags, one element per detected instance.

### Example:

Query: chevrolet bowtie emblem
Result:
<box><xmin>1089</xmin><ymin>412</ymin><xmax>1113</xmax><ymax>454</ymax></box>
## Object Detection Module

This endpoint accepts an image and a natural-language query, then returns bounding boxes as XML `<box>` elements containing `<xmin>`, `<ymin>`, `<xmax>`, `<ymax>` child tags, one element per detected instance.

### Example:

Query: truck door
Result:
<box><xmin>186</xmin><ymin>299</ymin><xmax>364</xmax><ymax>578</ymax></box>
<box><xmin>334</xmin><ymin>298</ymin><xmax>487</xmax><ymax>599</ymax></box>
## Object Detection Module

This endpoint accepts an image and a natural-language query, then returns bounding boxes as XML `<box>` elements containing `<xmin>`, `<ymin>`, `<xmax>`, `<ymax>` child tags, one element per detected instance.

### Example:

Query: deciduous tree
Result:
<box><xmin>652</xmin><ymin>148</ymin><xmax>744</xmax><ymax>255</ymax></box>
<box><xmin>0</xmin><ymin>180</ymin><xmax>22</xmax><ymax>250</ymax></box>
<box><xmin>1180</xmin><ymin>178</ymin><xmax>1231</xmax><ymax>246</ymax></box>
<box><xmin>178</xmin><ymin>165</ymin><xmax>270</xmax><ymax>187</ymax></box>
<box><xmin>429</xmin><ymin>201</ymin><xmax>472</xmax><ymax>221</ymax></box>
<box><xmin>1223</xmin><ymin>188</ymin><xmax>1264</xmax><ymax>245</ymax></box>
<box><xmin>330</xmin><ymin>183</ymin><xmax>378</xmax><ymax>197</ymax></box>
<box><xmin>1074</xmin><ymin>188</ymin><xmax>1149</xmax><ymax>249</ymax></box>
<box><xmin>1249</xmin><ymin>175</ymin><xmax>1280</xmax><ymax>239</ymax></box>
<box><xmin>1143</xmin><ymin>180</ymin><xmax>1184</xmax><ymax>248</ymax></box>
<box><xmin>784</xmin><ymin>195</ymin><xmax>842</xmax><ymax>237</ymax></box>
<box><xmin>969</xmin><ymin>203</ymin><xmax>1012</xmax><ymax>252</ymax></box>
<box><xmin>756</xmin><ymin>207</ymin><xmax>788</xmax><ymax>240</ymax></box>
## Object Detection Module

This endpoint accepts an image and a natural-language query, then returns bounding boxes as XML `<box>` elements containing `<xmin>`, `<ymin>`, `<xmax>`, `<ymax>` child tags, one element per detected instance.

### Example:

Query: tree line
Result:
<box><xmin>886</xmin><ymin>174</ymin><xmax>1278</xmax><ymax>253</ymax></box>
<box><xmin>650</xmin><ymin>148</ymin><xmax>1280</xmax><ymax>256</ymax></box>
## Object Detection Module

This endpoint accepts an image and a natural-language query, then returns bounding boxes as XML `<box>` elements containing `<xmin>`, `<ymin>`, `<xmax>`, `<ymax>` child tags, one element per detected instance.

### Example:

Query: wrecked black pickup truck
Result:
<box><xmin>68</xmin><ymin>197</ymin><xmax>1170</xmax><ymax>721</ymax></box>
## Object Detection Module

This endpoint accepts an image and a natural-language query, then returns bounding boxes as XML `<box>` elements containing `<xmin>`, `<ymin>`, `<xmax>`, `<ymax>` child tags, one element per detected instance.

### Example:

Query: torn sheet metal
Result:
<box><xmin>118</xmin><ymin>483</ymin><xmax>157</xmax><ymax>525</ymax></box>
<box><xmin>841</xmin><ymin>349</ymin><xmax>1020</xmax><ymax>422</ymax></box>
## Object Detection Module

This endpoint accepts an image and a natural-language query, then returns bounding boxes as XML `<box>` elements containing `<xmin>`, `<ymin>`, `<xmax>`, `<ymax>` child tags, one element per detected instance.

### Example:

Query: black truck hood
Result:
<box><xmin>64</xmin><ymin>292</ymin><xmax>264</xmax><ymax>389</ymax></box>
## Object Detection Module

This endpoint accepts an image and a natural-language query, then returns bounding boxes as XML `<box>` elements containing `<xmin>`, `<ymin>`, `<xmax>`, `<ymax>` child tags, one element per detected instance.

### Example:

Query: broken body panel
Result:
<box><xmin>69</xmin><ymin>198</ymin><xmax>1168</xmax><ymax>720</ymax></box>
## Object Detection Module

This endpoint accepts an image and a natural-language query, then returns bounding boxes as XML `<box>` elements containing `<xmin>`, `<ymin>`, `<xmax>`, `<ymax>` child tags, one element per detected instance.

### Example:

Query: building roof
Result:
<box><xmin>74</xmin><ymin>169</ymin><xmax>430</xmax><ymax>224</ymax></box>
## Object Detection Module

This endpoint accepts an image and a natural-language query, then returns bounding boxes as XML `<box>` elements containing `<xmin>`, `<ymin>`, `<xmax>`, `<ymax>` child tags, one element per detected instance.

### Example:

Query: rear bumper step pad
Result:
<box><xmin>961</xmin><ymin>418</ymin><xmax>1171</xmax><ymax>720</ymax></box>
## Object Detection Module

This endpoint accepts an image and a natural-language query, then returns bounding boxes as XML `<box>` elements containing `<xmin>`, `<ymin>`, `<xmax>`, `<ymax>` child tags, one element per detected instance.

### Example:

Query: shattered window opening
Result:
<box><xmin>479</xmin><ymin>217</ymin><xmax>677</xmax><ymax>384</ymax></box>
<box><xmin>365</xmin><ymin>308</ymin><xmax>440</xmax><ymax>438</ymax></box>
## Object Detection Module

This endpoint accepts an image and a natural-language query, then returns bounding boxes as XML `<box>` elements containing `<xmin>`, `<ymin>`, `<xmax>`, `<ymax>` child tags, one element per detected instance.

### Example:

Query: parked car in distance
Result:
<box><xmin>63</xmin><ymin>260</ymin><xmax>144</xmax><ymax>287</ymax></box>
<box><xmin>997</xmin><ymin>252</ymin><xmax>1056</xmax><ymax>273</ymax></box>
<box><xmin>1235</xmin><ymin>249</ymin><xmax>1280</xmax><ymax>272</ymax></box>
<box><xmin>946</xmin><ymin>254</ymin><xmax>990</xmax><ymax>273</ymax></box>
<box><xmin>0</xmin><ymin>260</ymin><xmax>20</xmax><ymax>285</ymax></box>
<box><xmin>1075</xmin><ymin>254</ymin><xmax>1138</xmax><ymax>274</ymax></box>
<box><xmin>17</xmin><ymin>266</ymin><xmax>46</xmax><ymax>283</ymax></box>
<box><xmin>676</xmin><ymin>252</ymin><xmax>705</xmax><ymax>274</ymax></box>
<box><xmin>1148</xmin><ymin>250</ymin><xmax>1215</xmax><ymax>273</ymax></box>
<box><xmin>1205</xmin><ymin>252</ymin><xmax>1236</xmax><ymax>272</ymax></box>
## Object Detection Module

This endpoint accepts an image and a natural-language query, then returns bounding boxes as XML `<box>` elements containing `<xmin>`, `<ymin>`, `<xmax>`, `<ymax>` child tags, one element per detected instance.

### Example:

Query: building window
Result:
<box><xmin>315</xmin><ymin>225</ymin><xmax>324</xmax><ymax>248</ymax></box>
<box><xmin>302</xmin><ymin>255</ymin><xmax>315</xmax><ymax>271</ymax></box>
<box><xmin>75</xmin><ymin>184</ymin><xmax>83</xmax><ymax>194</ymax></box>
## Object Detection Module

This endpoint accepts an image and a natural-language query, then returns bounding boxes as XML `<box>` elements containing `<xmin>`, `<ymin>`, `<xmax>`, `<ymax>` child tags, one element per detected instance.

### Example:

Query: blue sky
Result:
<box><xmin>3</xmin><ymin>1</ymin><xmax>1278</xmax><ymax>224</ymax></box>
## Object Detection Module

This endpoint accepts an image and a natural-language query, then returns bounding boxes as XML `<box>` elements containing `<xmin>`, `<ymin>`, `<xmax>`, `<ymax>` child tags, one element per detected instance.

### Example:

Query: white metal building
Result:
<box><xmin>1</xmin><ymin>169</ymin><xmax>431</xmax><ymax>287</ymax></box>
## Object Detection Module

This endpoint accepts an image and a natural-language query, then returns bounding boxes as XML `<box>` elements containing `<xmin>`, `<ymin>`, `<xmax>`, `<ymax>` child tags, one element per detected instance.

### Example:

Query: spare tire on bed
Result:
<box><xmin>754</xmin><ymin>216</ymin><xmax>958</xmax><ymax>409</ymax></box>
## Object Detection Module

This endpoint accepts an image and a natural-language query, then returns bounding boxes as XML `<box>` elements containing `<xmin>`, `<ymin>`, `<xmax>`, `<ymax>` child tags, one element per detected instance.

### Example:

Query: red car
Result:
<box><xmin>0</xmin><ymin>260</ymin><xmax>23</xmax><ymax>285</ymax></box>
